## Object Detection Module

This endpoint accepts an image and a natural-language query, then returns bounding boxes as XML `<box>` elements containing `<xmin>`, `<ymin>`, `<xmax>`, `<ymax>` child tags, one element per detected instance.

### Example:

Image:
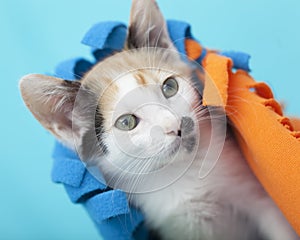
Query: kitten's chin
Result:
<box><xmin>159</xmin><ymin>137</ymin><xmax>181</xmax><ymax>160</ymax></box>
<box><xmin>98</xmin><ymin>139</ymin><xmax>198</xmax><ymax>193</ymax></box>
<box><xmin>150</xmin><ymin>135</ymin><xmax>198</xmax><ymax>171</ymax></box>
<box><xmin>97</xmin><ymin>132</ymin><xmax>199</xmax><ymax>193</ymax></box>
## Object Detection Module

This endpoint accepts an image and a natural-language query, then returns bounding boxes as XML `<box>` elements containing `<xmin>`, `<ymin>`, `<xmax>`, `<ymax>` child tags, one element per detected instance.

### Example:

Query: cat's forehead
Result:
<box><xmin>101</xmin><ymin>69</ymin><xmax>171</xmax><ymax>117</ymax></box>
<box><xmin>83</xmin><ymin>48</ymin><xmax>188</xmax><ymax>85</ymax></box>
<box><xmin>83</xmin><ymin>49</ymin><xmax>188</xmax><ymax>99</ymax></box>
<box><xmin>115</xmin><ymin>69</ymin><xmax>170</xmax><ymax>96</ymax></box>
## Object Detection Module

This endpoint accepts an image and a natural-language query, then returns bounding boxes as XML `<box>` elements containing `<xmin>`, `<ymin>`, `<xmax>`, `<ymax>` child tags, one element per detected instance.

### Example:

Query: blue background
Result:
<box><xmin>1</xmin><ymin>0</ymin><xmax>299</xmax><ymax>239</ymax></box>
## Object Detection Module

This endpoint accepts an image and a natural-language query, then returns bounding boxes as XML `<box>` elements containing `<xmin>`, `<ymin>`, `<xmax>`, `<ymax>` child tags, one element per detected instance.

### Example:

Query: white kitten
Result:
<box><xmin>19</xmin><ymin>0</ymin><xmax>298</xmax><ymax>239</ymax></box>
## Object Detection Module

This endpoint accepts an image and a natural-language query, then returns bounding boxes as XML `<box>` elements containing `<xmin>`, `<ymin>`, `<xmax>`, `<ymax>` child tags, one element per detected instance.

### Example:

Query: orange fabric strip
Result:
<box><xmin>202</xmin><ymin>54</ymin><xmax>232</xmax><ymax>107</ymax></box>
<box><xmin>185</xmin><ymin>39</ymin><xmax>202</xmax><ymax>61</ymax></box>
<box><xmin>201</xmin><ymin>52</ymin><xmax>300</xmax><ymax>235</ymax></box>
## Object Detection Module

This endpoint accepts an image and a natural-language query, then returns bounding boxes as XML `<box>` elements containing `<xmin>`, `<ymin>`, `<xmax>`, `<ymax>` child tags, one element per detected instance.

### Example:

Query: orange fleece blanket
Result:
<box><xmin>185</xmin><ymin>39</ymin><xmax>300</xmax><ymax>235</ymax></box>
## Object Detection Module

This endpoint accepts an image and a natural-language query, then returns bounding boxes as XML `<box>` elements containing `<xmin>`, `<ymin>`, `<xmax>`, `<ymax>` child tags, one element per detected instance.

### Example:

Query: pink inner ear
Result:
<box><xmin>48</xmin><ymin>99</ymin><xmax>73</xmax><ymax>131</ymax></box>
<box><xmin>35</xmin><ymin>81</ymin><xmax>81</xmax><ymax>140</ymax></box>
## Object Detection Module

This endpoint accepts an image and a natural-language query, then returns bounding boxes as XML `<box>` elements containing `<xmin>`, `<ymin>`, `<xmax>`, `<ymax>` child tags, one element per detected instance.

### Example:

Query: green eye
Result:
<box><xmin>115</xmin><ymin>114</ymin><xmax>139</xmax><ymax>131</ymax></box>
<box><xmin>162</xmin><ymin>77</ymin><xmax>178</xmax><ymax>98</ymax></box>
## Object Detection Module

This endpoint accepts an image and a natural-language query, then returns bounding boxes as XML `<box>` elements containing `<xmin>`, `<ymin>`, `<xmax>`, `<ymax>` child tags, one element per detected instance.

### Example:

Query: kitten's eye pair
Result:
<box><xmin>115</xmin><ymin>77</ymin><xmax>178</xmax><ymax>131</ymax></box>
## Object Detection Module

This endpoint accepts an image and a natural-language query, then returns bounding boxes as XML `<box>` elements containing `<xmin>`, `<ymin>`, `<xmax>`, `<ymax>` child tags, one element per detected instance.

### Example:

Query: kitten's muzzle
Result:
<box><xmin>167</xmin><ymin>117</ymin><xmax>194</xmax><ymax>137</ymax></box>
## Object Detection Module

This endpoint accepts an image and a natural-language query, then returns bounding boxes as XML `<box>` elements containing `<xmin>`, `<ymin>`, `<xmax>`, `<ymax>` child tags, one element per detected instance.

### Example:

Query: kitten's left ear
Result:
<box><xmin>20</xmin><ymin>74</ymin><xmax>105</xmax><ymax>161</ymax></box>
<box><xmin>127</xmin><ymin>0</ymin><xmax>177</xmax><ymax>52</ymax></box>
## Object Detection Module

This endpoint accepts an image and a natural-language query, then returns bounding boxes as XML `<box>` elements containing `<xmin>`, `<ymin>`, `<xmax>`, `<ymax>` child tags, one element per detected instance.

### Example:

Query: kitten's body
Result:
<box><xmin>20</xmin><ymin>0</ymin><xmax>298</xmax><ymax>239</ymax></box>
<box><xmin>123</xmin><ymin>134</ymin><xmax>291</xmax><ymax>240</ymax></box>
<box><xmin>94</xmin><ymin>51</ymin><xmax>295</xmax><ymax>239</ymax></box>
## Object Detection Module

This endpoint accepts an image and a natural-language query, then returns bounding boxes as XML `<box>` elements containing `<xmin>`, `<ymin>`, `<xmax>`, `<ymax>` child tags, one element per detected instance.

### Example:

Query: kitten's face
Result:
<box><xmin>108</xmin><ymin>68</ymin><xmax>197</xmax><ymax>161</ymax></box>
<box><xmin>84</xmin><ymin>49</ymin><xmax>201</xmax><ymax>175</ymax></box>
<box><xmin>19</xmin><ymin>0</ymin><xmax>207</xmax><ymax>191</ymax></box>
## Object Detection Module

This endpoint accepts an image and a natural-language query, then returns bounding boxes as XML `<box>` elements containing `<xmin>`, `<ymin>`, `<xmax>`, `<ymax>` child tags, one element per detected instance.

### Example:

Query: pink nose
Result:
<box><xmin>160</xmin><ymin>115</ymin><xmax>180</xmax><ymax>136</ymax></box>
<box><xmin>166</xmin><ymin>129</ymin><xmax>181</xmax><ymax>137</ymax></box>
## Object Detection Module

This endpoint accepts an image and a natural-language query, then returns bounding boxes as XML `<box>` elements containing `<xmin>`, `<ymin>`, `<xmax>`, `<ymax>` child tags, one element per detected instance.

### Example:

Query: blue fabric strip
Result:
<box><xmin>51</xmin><ymin>157</ymin><xmax>86</xmax><ymax>187</ymax></box>
<box><xmin>167</xmin><ymin>20</ymin><xmax>192</xmax><ymax>55</ymax></box>
<box><xmin>63</xmin><ymin>170</ymin><xmax>107</xmax><ymax>203</ymax></box>
<box><xmin>94</xmin><ymin>208</ymin><xmax>145</xmax><ymax>240</ymax></box>
<box><xmin>92</xmin><ymin>48</ymin><xmax>115</xmax><ymax>62</ymax></box>
<box><xmin>220</xmin><ymin>51</ymin><xmax>251</xmax><ymax>71</ymax></box>
<box><xmin>84</xmin><ymin>190</ymin><xmax>130</xmax><ymax>222</ymax></box>
<box><xmin>81</xmin><ymin>21</ymin><xmax>127</xmax><ymax>50</ymax></box>
<box><xmin>52</xmin><ymin>142</ymin><xmax>107</xmax><ymax>203</ymax></box>
<box><xmin>55</xmin><ymin>58</ymin><xmax>93</xmax><ymax>80</ymax></box>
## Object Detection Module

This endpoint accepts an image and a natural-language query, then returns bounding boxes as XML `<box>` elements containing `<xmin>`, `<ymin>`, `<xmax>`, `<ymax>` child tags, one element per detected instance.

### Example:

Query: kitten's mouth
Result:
<box><xmin>167</xmin><ymin>137</ymin><xmax>181</xmax><ymax>157</ymax></box>
<box><xmin>167</xmin><ymin>133</ymin><xmax>196</xmax><ymax>158</ymax></box>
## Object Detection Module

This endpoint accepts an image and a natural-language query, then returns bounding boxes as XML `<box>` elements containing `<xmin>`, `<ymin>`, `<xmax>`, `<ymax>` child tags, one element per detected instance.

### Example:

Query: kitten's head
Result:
<box><xmin>20</xmin><ymin>0</ymin><xmax>208</xmax><ymax>191</ymax></box>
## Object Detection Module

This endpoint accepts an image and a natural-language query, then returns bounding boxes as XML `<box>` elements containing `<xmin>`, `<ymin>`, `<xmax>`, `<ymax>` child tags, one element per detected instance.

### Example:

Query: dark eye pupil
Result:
<box><xmin>122</xmin><ymin>118</ymin><xmax>129</xmax><ymax>126</ymax></box>
<box><xmin>163</xmin><ymin>84</ymin><xmax>174</xmax><ymax>92</ymax></box>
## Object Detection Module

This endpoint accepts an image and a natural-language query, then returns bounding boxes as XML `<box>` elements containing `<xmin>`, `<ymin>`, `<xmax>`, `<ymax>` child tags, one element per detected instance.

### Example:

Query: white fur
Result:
<box><xmin>100</xmin><ymin>120</ymin><xmax>298</xmax><ymax>239</ymax></box>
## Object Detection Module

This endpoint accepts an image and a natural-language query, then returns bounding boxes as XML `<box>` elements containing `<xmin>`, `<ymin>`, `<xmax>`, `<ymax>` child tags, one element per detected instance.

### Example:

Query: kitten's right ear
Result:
<box><xmin>19</xmin><ymin>74</ymin><xmax>82</xmax><ymax>149</ymax></box>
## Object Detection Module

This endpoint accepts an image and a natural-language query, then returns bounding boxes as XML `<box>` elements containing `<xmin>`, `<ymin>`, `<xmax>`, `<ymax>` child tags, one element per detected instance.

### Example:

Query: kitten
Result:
<box><xmin>20</xmin><ymin>0</ymin><xmax>298</xmax><ymax>239</ymax></box>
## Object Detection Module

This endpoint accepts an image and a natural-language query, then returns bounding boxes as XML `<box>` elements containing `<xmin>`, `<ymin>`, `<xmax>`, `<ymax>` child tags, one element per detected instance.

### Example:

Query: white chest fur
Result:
<box><xmin>128</xmin><ymin>137</ymin><xmax>296</xmax><ymax>240</ymax></box>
